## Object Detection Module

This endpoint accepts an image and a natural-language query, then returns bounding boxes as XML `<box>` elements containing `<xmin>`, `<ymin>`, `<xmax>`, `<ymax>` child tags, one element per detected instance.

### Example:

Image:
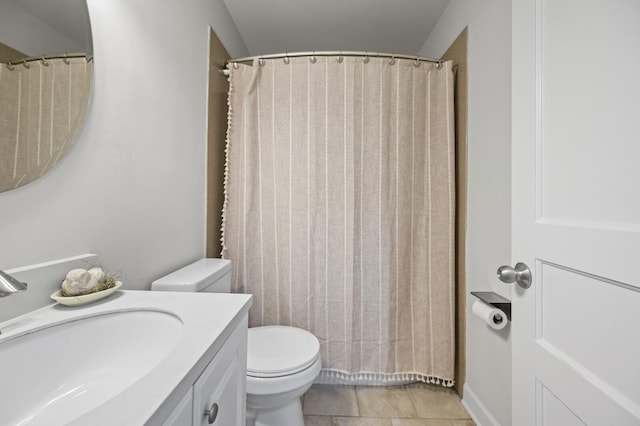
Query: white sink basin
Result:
<box><xmin>0</xmin><ymin>290</ymin><xmax>251</xmax><ymax>425</ymax></box>
<box><xmin>0</xmin><ymin>309</ymin><xmax>183</xmax><ymax>425</ymax></box>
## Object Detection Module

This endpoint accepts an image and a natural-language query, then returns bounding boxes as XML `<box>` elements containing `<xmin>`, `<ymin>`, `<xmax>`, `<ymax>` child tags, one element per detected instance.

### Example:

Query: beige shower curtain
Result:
<box><xmin>0</xmin><ymin>57</ymin><xmax>92</xmax><ymax>191</ymax></box>
<box><xmin>222</xmin><ymin>56</ymin><xmax>455</xmax><ymax>386</ymax></box>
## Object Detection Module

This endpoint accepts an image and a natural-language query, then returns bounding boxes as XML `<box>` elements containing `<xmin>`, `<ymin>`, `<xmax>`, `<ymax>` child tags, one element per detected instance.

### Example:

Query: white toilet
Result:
<box><xmin>151</xmin><ymin>258</ymin><xmax>321</xmax><ymax>426</ymax></box>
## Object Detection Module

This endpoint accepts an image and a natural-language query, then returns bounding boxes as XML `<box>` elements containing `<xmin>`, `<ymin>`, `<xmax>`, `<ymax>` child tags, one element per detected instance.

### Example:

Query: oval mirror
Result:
<box><xmin>0</xmin><ymin>0</ymin><xmax>93</xmax><ymax>192</ymax></box>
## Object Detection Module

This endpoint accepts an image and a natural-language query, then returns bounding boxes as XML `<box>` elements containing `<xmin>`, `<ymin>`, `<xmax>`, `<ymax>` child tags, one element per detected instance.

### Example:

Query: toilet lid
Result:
<box><xmin>247</xmin><ymin>326</ymin><xmax>320</xmax><ymax>378</ymax></box>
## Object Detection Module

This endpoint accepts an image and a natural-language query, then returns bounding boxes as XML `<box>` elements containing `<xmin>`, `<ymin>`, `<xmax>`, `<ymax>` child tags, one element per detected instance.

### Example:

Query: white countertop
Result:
<box><xmin>0</xmin><ymin>290</ymin><xmax>252</xmax><ymax>425</ymax></box>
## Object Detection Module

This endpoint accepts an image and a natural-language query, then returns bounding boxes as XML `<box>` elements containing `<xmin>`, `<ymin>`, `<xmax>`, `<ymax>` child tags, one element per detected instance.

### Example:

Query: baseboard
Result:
<box><xmin>462</xmin><ymin>383</ymin><xmax>502</xmax><ymax>426</ymax></box>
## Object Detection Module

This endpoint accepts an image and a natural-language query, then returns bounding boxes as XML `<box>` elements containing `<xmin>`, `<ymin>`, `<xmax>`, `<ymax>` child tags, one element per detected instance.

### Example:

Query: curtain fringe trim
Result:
<box><xmin>220</xmin><ymin>71</ymin><xmax>234</xmax><ymax>258</ymax></box>
<box><xmin>316</xmin><ymin>369</ymin><xmax>455</xmax><ymax>388</ymax></box>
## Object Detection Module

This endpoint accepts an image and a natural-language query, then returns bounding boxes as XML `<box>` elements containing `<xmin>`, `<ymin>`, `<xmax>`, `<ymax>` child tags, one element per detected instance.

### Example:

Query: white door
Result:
<box><xmin>511</xmin><ymin>0</ymin><xmax>640</xmax><ymax>425</ymax></box>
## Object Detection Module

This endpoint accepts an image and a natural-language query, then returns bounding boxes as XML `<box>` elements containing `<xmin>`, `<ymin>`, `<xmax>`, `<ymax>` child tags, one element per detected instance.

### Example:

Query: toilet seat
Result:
<box><xmin>247</xmin><ymin>326</ymin><xmax>320</xmax><ymax>378</ymax></box>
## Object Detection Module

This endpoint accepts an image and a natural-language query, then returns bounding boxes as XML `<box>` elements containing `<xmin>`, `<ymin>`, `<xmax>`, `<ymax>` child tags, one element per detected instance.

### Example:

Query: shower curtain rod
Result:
<box><xmin>3</xmin><ymin>52</ymin><xmax>92</xmax><ymax>70</ymax></box>
<box><xmin>222</xmin><ymin>51</ymin><xmax>442</xmax><ymax>75</ymax></box>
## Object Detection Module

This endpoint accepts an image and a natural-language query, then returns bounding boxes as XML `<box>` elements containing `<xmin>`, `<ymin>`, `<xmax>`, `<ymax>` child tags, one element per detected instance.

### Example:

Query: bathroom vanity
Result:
<box><xmin>0</xmin><ymin>290</ymin><xmax>252</xmax><ymax>425</ymax></box>
<box><xmin>161</xmin><ymin>310</ymin><xmax>248</xmax><ymax>426</ymax></box>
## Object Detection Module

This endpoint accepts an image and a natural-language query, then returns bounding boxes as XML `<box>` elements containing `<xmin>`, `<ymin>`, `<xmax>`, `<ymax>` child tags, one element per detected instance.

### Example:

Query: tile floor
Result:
<box><xmin>302</xmin><ymin>383</ymin><xmax>475</xmax><ymax>426</ymax></box>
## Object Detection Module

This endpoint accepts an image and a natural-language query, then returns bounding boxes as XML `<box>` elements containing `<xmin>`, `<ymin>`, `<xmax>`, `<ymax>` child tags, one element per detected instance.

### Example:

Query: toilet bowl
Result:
<box><xmin>245</xmin><ymin>325</ymin><xmax>321</xmax><ymax>426</ymax></box>
<box><xmin>151</xmin><ymin>259</ymin><xmax>321</xmax><ymax>426</ymax></box>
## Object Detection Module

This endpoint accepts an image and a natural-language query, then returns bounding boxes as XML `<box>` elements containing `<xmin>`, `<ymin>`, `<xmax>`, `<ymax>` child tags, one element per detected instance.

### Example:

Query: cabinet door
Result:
<box><xmin>193</xmin><ymin>316</ymin><xmax>248</xmax><ymax>426</ymax></box>
<box><xmin>162</xmin><ymin>389</ymin><xmax>193</xmax><ymax>426</ymax></box>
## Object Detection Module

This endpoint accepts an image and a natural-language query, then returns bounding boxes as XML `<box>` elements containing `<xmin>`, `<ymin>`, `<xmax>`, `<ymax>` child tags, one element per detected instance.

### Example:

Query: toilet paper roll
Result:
<box><xmin>472</xmin><ymin>300</ymin><xmax>508</xmax><ymax>330</ymax></box>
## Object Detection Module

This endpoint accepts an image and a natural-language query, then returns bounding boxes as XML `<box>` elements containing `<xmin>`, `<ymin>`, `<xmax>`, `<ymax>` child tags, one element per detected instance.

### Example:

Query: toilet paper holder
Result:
<box><xmin>470</xmin><ymin>291</ymin><xmax>511</xmax><ymax>321</ymax></box>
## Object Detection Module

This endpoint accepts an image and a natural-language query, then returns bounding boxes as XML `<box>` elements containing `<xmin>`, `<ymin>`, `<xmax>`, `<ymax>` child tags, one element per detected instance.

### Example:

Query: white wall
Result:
<box><xmin>0</xmin><ymin>0</ymin><xmax>248</xmax><ymax>289</ymax></box>
<box><xmin>420</xmin><ymin>1</ymin><xmax>512</xmax><ymax>425</ymax></box>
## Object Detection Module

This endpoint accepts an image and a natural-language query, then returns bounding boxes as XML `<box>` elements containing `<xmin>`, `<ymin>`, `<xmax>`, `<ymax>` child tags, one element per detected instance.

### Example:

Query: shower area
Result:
<box><xmin>206</xmin><ymin>30</ymin><xmax>468</xmax><ymax>393</ymax></box>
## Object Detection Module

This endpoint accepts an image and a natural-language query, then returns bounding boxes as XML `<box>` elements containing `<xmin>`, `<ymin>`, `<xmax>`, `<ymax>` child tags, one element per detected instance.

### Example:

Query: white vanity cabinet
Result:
<box><xmin>163</xmin><ymin>314</ymin><xmax>248</xmax><ymax>426</ymax></box>
<box><xmin>0</xmin><ymin>286</ymin><xmax>252</xmax><ymax>426</ymax></box>
<box><xmin>194</xmin><ymin>314</ymin><xmax>248</xmax><ymax>425</ymax></box>
<box><xmin>162</xmin><ymin>388</ymin><xmax>194</xmax><ymax>425</ymax></box>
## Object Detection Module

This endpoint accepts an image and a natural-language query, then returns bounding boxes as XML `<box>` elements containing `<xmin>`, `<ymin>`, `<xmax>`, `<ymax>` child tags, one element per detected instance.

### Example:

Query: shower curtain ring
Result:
<box><xmin>414</xmin><ymin>56</ymin><xmax>421</xmax><ymax>67</ymax></box>
<box><xmin>436</xmin><ymin>61</ymin><xmax>443</xmax><ymax>69</ymax></box>
<box><xmin>363</xmin><ymin>52</ymin><xmax>369</xmax><ymax>64</ymax></box>
<box><xmin>310</xmin><ymin>52</ymin><xmax>316</xmax><ymax>63</ymax></box>
<box><xmin>22</xmin><ymin>60</ymin><xmax>30</xmax><ymax>69</ymax></box>
<box><xmin>337</xmin><ymin>51</ymin><xmax>343</xmax><ymax>63</ymax></box>
<box><xmin>389</xmin><ymin>55</ymin><xmax>396</xmax><ymax>65</ymax></box>
<box><xmin>233</xmin><ymin>62</ymin><xmax>239</xmax><ymax>69</ymax></box>
<box><xmin>259</xmin><ymin>58</ymin><xmax>265</xmax><ymax>66</ymax></box>
<box><xmin>7</xmin><ymin>61</ymin><xmax>14</xmax><ymax>71</ymax></box>
<box><xmin>284</xmin><ymin>53</ymin><xmax>290</xmax><ymax>64</ymax></box>
<box><xmin>41</xmin><ymin>56</ymin><xmax>49</xmax><ymax>66</ymax></box>
<box><xmin>63</xmin><ymin>54</ymin><xmax>70</xmax><ymax>65</ymax></box>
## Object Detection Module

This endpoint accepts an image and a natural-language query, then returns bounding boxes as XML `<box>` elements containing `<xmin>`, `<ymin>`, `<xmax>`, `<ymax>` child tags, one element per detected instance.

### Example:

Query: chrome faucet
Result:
<box><xmin>0</xmin><ymin>269</ymin><xmax>27</xmax><ymax>297</ymax></box>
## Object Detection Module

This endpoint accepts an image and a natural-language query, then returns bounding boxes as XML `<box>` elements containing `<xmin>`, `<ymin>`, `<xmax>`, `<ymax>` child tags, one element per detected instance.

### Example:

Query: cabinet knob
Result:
<box><xmin>204</xmin><ymin>402</ymin><xmax>219</xmax><ymax>424</ymax></box>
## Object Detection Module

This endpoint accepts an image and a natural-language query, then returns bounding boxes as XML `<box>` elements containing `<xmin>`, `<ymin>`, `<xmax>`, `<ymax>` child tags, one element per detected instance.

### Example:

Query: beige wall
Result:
<box><xmin>206</xmin><ymin>29</ymin><xmax>231</xmax><ymax>257</ymax></box>
<box><xmin>440</xmin><ymin>29</ymin><xmax>468</xmax><ymax>397</ymax></box>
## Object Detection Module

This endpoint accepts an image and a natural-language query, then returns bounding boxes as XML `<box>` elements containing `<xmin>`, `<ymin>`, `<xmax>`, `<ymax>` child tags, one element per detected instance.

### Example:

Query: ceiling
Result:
<box><xmin>222</xmin><ymin>0</ymin><xmax>451</xmax><ymax>57</ymax></box>
<box><xmin>7</xmin><ymin>0</ymin><xmax>90</xmax><ymax>47</ymax></box>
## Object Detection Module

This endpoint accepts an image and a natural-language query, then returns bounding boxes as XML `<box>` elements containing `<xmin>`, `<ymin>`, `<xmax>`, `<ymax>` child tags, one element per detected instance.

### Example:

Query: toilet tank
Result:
<box><xmin>151</xmin><ymin>258</ymin><xmax>232</xmax><ymax>293</ymax></box>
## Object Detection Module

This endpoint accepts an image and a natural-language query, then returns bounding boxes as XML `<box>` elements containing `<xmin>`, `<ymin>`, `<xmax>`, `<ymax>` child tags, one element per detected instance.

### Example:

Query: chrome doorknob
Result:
<box><xmin>497</xmin><ymin>262</ymin><xmax>532</xmax><ymax>289</ymax></box>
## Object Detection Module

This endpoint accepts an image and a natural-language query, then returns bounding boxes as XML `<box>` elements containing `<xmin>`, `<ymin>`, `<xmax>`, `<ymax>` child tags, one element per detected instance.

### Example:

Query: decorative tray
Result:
<box><xmin>50</xmin><ymin>281</ymin><xmax>122</xmax><ymax>306</ymax></box>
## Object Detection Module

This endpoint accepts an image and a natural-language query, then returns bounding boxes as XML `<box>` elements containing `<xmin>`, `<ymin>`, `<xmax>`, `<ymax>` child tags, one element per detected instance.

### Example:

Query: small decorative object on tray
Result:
<box><xmin>51</xmin><ymin>267</ymin><xmax>122</xmax><ymax>306</ymax></box>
